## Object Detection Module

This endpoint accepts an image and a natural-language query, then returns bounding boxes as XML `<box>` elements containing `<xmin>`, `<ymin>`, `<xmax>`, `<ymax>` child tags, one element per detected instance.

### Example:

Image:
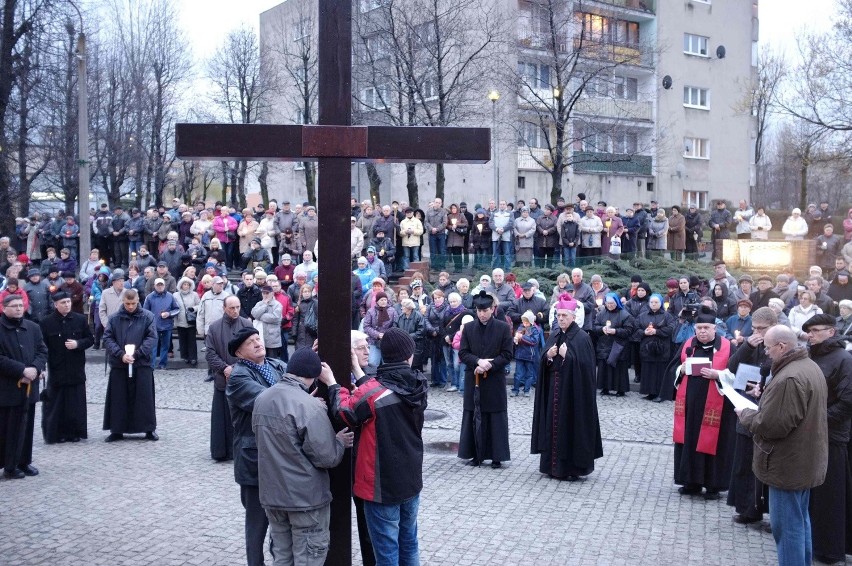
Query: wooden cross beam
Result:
<box><xmin>175</xmin><ymin>1</ymin><xmax>490</xmax><ymax>564</ymax></box>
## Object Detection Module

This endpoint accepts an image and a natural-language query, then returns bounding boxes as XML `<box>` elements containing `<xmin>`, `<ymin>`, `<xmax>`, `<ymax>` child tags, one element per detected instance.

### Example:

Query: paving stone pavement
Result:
<box><xmin>0</xmin><ymin>360</ymin><xmax>780</xmax><ymax>565</ymax></box>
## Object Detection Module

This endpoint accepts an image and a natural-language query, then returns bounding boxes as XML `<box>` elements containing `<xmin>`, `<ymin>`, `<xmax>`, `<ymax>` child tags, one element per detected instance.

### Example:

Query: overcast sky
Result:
<box><xmin>177</xmin><ymin>0</ymin><xmax>836</xmax><ymax>63</ymax></box>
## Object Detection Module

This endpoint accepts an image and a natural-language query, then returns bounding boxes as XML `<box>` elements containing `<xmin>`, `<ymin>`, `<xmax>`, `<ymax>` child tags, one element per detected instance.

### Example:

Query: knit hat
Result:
<box><xmin>228</xmin><ymin>327</ymin><xmax>260</xmax><ymax>357</ymax></box>
<box><xmin>287</xmin><ymin>347</ymin><xmax>322</xmax><ymax>379</ymax></box>
<box><xmin>61</xmin><ymin>271</ymin><xmax>75</xmax><ymax>279</ymax></box>
<box><xmin>666</xmin><ymin>278</ymin><xmax>678</xmax><ymax>289</ymax></box>
<box><xmin>27</xmin><ymin>268</ymin><xmax>40</xmax><ymax>278</ymax></box>
<box><xmin>375</xmin><ymin>291</ymin><xmax>388</xmax><ymax>302</ymax></box>
<box><xmin>110</xmin><ymin>269</ymin><xmax>125</xmax><ymax>282</ymax></box>
<box><xmin>380</xmin><ymin>327</ymin><xmax>415</xmax><ymax>363</ymax></box>
<box><xmin>521</xmin><ymin>310</ymin><xmax>536</xmax><ymax>323</ymax></box>
<box><xmin>630</xmin><ymin>275</ymin><xmax>643</xmax><ymax>283</ymax></box>
<box><xmin>461</xmin><ymin>315</ymin><xmax>474</xmax><ymax>326</ymax></box>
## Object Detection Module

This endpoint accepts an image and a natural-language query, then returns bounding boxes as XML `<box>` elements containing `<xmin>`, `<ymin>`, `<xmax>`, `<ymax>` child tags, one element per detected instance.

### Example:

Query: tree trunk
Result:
<box><xmin>221</xmin><ymin>161</ymin><xmax>229</xmax><ymax>204</ymax></box>
<box><xmin>304</xmin><ymin>162</ymin><xmax>316</xmax><ymax>206</ymax></box>
<box><xmin>366</xmin><ymin>163</ymin><xmax>382</xmax><ymax>207</ymax></box>
<box><xmin>405</xmin><ymin>163</ymin><xmax>418</xmax><ymax>209</ymax></box>
<box><xmin>435</xmin><ymin>163</ymin><xmax>445</xmax><ymax>202</ymax></box>
<box><xmin>258</xmin><ymin>161</ymin><xmax>269</xmax><ymax>205</ymax></box>
<box><xmin>237</xmin><ymin>159</ymin><xmax>247</xmax><ymax>209</ymax></box>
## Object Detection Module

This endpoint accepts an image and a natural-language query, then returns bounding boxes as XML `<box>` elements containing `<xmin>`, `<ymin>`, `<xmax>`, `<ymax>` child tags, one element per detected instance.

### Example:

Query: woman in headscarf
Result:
<box><xmin>633</xmin><ymin>293</ymin><xmax>676</xmax><ymax>400</ymax></box>
<box><xmin>593</xmin><ymin>292</ymin><xmax>635</xmax><ymax>396</ymax></box>
<box><xmin>712</xmin><ymin>282</ymin><xmax>737</xmax><ymax>320</ymax></box>
<box><xmin>424</xmin><ymin>289</ymin><xmax>449</xmax><ymax>387</ymax></box>
<box><xmin>625</xmin><ymin>282</ymin><xmax>651</xmax><ymax>385</ymax></box>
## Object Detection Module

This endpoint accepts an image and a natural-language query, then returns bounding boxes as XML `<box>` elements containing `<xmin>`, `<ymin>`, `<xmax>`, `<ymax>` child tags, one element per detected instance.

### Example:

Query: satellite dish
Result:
<box><xmin>662</xmin><ymin>75</ymin><xmax>672</xmax><ymax>89</ymax></box>
<box><xmin>716</xmin><ymin>45</ymin><xmax>726</xmax><ymax>59</ymax></box>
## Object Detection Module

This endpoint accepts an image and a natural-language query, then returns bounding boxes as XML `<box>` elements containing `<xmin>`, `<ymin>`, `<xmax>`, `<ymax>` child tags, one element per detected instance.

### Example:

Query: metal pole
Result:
<box><xmin>492</xmin><ymin>100</ymin><xmax>498</xmax><ymax>203</ymax></box>
<box><xmin>77</xmin><ymin>32</ymin><xmax>91</xmax><ymax>263</ymax></box>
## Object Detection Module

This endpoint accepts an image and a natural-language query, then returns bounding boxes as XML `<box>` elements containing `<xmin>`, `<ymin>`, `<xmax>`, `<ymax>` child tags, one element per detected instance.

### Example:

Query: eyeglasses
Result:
<box><xmin>807</xmin><ymin>327</ymin><xmax>834</xmax><ymax>333</ymax></box>
<box><xmin>751</xmin><ymin>325</ymin><xmax>770</xmax><ymax>332</ymax></box>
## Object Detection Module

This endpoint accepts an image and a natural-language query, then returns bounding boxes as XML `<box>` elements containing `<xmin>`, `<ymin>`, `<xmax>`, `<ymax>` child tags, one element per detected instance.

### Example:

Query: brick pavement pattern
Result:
<box><xmin>0</xmin><ymin>360</ymin><xmax>779</xmax><ymax>565</ymax></box>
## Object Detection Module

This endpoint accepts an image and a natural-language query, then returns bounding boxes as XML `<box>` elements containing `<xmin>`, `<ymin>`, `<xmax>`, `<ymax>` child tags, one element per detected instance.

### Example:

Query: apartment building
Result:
<box><xmin>259</xmin><ymin>0</ymin><xmax>757</xmax><ymax>210</ymax></box>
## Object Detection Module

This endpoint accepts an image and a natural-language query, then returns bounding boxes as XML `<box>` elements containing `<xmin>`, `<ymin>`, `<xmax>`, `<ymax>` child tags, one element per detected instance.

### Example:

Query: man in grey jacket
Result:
<box><xmin>736</xmin><ymin>325</ymin><xmax>828</xmax><ymax>566</ymax></box>
<box><xmin>425</xmin><ymin>198</ymin><xmax>448</xmax><ymax>269</ymax></box>
<box><xmin>252</xmin><ymin>348</ymin><xmax>353</xmax><ymax>566</ymax></box>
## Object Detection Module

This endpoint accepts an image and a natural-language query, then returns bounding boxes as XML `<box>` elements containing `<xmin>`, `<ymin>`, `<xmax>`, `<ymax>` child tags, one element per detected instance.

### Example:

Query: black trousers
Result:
<box><xmin>176</xmin><ymin>326</ymin><xmax>197</xmax><ymax>362</ymax></box>
<box><xmin>0</xmin><ymin>404</ymin><xmax>30</xmax><ymax>473</ymax></box>
<box><xmin>112</xmin><ymin>240</ymin><xmax>129</xmax><ymax>267</ymax></box>
<box><xmin>240</xmin><ymin>484</ymin><xmax>272</xmax><ymax>566</ymax></box>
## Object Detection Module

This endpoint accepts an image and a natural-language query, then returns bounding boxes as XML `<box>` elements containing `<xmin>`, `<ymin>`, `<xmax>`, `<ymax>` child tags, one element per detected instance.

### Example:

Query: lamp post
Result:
<box><xmin>488</xmin><ymin>90</ymin><xmax>500</xmax><ymax>203</ymax></box>
<box><xmin>70</xmin><ymin>4</ymin><xmax>90</xmax><ymax>263</ymax></box>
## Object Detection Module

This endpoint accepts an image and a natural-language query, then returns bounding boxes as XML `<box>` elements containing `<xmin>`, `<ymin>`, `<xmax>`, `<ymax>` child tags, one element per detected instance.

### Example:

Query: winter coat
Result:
<box><xmin>39</xmin><ymin>311</ymin><xmax>93</xmax><ymax>387</ymax></box>
<box><xmin>206</xmin><ymin>314</ymin><xmax>253</xmax><ymax>391</ymax></box>
<box><xmin>739</xmin><ymin>348</ymin><xmax>828</xmax><ymax>490</ymax></box>
<box><xmin>394</xmin><ymin>310</ymin><xmax>427</xmax><ymax>359</ymax></box>
<box><xmin>667</xmin><ymin>213</ymin><xmax>686</xmax><ymax>251</ymax></box>
<box><xmin>708</xmin><ymin>208</ymin><xmax>732</xmax><ymax>239</ymax></box>
<box><xmin>809</xmin><ymin>338</ymin><xmax>852</xmax><ymax>443</ymax></box>
<box><xmin>98</xmin><ymin>286</ymin><xmax>125</xmax><ymax>327</ymax></box>
<box><xmin>789</xmin><ymin>303</ymin><xmax>823</xmax><ymax>338</ymax></box>
<box><xmin>489</xmin><ymin>210</ymin><xmax>514</xmax><ymax>242</ymax></box>
<box><xmin>293</xmin><ymin>297</ymin><xmax>318</xmax><ymax>350</ymax></box>
<box><xmin>446</xmin><ymin>212</ymin><xmax>469</xmax><ymax>248</ymax></box>
<box><xmin>425</xmin><ymin>207</ymin><xmax>448</xmax><ymax>236</ymax></box>
<box><xmin>578</xmin><ymin>215</ymin><xmax>603</xmax><ymax>249</ymax></box>
<box><xmin>632</xmin><ymin>308</ymin><xmax>675</xmax><ymax>361</ymax></box>
<box><xmin>103</xmin><ymin>306</ymin><xmax>157</xmax><ymax>368</ymax></box>
<box><xmin>174</xmin><ymin>282</ymin><xmax>201</xmax><ymax>329</ymax></box>
<box><xmin>253</xmin><ymin>372</ymin><xmax>345</xmax><ymax>511</ymax></box>
<box><xmin>782</xmin><ymin>216</ymin><xmax>809</xmax><ymax>240</ymax></box>
<box><xmin>536</xmin><ymin>214</ymin><xmax>559</xmax><ymax>249</ymax></box>
<box><xmin>685</xmin><ymin>211</ymin><xmax>703</xmax><ymax>242</ymax></box>
<box><xmin>212</xmin><ymin>214</ymin><xmax>238</xmax><ymax>244</ymax></box>
<box><xmin>142</xmin><ymin>290</ymin><xmax>180</xmax><ymax>332</ymax></box>
<box><xmin>251</xmin><ymin>299</ymin><xmax>283</xmax><ymax>348</ymax></box>
<box><xmin>298</xmin><ymin>215</ymin><xmax>319</xmax><ymax>253</ymax></box>
<box><xmin>399</xmin><ymin>217</ymin><xmax>424</xmax><ymax>248</ymax></box>
<box><xmin>372</xmin><ymin>214</ymin><xmax>398</xmax><ymax>240</ymax></box>
<box><xmin>0</xmin><ymin>314</ymin><xmax>48</xmax><ymax>407</ymax></box>
<box><xmin>593</xmin><ymin>308</ymin><xmax>634</xmax><ymax>361</ymax></box>
<box><xmin>226</xmin><ymin>357</ymin><xmax>285</xmax><ymax>486</ymax></box>
<box><xmin>197</xmin><ymin>290</ymin><xmax>232</xmax><ymax>336</ymax></box>
<box><xmin>363</xmin><ymin>305</ymin><xmax>399</xmax><ymax>346</ymax></box>
<box><xmin>470</xmin><ymin>216</ymin><xmax>492</xmax><ymax>250</ymax></box>
<box><xmin>560</xmin><ymin>218</ymin><xmax>581</xmax><ymax>248</ymax></box>
<box><xmin>355</xmin><ymin>213</ymin><xmax>377</xmax><ymax>244</ymax></box>
<box><xmin>648</xmin><ymin>217</ymin><xmax>669</xmax><ymax>250</ymax></box>
<box><xmin>24</xmin><ymin>280</ymin><xmax>52</xmax><ymax>323</ymax></box>
<box><xmin>749</xmin><ymin>213</ymin><xmax>772</xmax><ymax>239</ymax></box>
<box><xmin>513</xmin><ymin>216</ymin><xmax>536</xmax><ymax>249</ymax></box>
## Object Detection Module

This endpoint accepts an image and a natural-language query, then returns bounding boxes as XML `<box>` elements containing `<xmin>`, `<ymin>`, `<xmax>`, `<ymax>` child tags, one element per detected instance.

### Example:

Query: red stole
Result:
<box><xmin>672</xmin><ymin>337</ymin><xmax>731</xmax><ymax>455</ymax></box>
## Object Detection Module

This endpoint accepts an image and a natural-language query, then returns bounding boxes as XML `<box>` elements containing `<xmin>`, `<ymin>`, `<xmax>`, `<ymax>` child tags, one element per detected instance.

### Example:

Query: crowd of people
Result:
<box><xmin>1</xmin><ymin>193</ymin><xmax>852</xmax><ymax>566</ymax></box>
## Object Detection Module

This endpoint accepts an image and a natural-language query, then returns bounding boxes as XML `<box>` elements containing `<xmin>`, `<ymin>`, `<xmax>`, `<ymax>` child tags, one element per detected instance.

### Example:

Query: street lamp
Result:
<box><xmin>488</xmin><ymin>90</ymin><xmax>500</xmax><ymax>203</ymax></box>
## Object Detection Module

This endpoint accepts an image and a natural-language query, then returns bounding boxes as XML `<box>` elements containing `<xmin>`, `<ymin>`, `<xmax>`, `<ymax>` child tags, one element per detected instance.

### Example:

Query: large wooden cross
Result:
<box><xmin>175</xmin><ymin>1</ymin><xmax>489</xmax><ymax>563</ymax></box>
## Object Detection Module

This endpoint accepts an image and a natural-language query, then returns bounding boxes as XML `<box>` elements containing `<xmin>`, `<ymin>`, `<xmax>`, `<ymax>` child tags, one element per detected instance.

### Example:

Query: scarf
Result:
<box><xmin>376</xmin><ymin>305</ymin><xmax>390</xmax><ymax>327</ymax></box>
<box><xmin>242</xmin><ymin>359</ymin><xmax>277</xmax><ymax>387</ymax></box>
<box><xmin>673</xmin><ymin>335</ymin><xmax>731</xmax><ymax>456</ymax></box>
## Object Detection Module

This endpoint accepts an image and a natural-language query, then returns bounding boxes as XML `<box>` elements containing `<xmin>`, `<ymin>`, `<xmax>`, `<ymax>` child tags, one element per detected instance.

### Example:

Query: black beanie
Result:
<box><xmin>287</xmin><ymin>347</ymin><xmax>322</xmax><ymax>379</ymax></box>
<box><xmin>228</xmin><ymin>327</ymin><xmax>259</xmax><ymax>357</ymax></box>
<box><xmin>380</xmin><ymin>327</ymin><xmax>415</xmax><ymax>363</ymax></box>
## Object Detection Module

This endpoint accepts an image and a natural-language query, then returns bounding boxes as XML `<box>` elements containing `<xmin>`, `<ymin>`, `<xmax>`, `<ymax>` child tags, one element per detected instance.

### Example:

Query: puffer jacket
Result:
<box><xmin>253</xmin><ymin>372</ymin><xmax>345</xmax><ymax>511</ymax></box>
<box><xmin>809</xmin><ymin>338</ymin><xmax>852</xmax><ymax>443</ymax></box>
<box><xmin>739</xmin><ymin>347</ymin><xmax>828</xmax><ymax>490</ymax></box>
<box><xmin>174</xmin><ymin>279</ymin><xmax>201</xmax><ymax>328</ymax></box>
<box><xmin>578</xmin><ymin>215</ymin><xmax>603</xmax><ymax>248</ymax></box>
<box><xmin>251</xmin><ymin>298</ymin><xmax>283</xmax><ymax>348</ymax></box>
<box><xmin>363</xmin><ymin>305</ymin><xmax>399</xmax><ymax>346</ymax></box>
<box><xmin>399</xmin><ymin>217</ymin><xmax>423</xmax><ymax>247</ymax></box>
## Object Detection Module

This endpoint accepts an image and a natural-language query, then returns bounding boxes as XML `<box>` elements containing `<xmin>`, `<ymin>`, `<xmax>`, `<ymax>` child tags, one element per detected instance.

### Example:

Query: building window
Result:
<box><xmin>612</xmin><ymin>130</ymin><xmax>638</xmax><ymax>154</ymax></box>
<box><xmin>614</xmin><ymin>76</ymin><xmax>638</xmax><ymax>101</ymax></box>
<box><xmin>683</xmin><ymin>33</ymin><xmax>709</xmax><ymax>57</ymax></box>
<box><xmin>518</xmin><ymin>176</ymin><xmax>526</xmax><ymax>189</ymax></box>
<box><xmin>684</xmin><ymin>137</ymin><xmax>709</xmax><ymax>159</ymax></box>
<box><xmin>577</xmin><ymin>13</ymin><xmax>640</xmax><ymax>46</ymax></box>
<box><xmin>361</xmin><ymin>86</ymin><xmax>389</xmax><ymax>110</ymax></box>
<box><xmin>683</xmin><ymin>86</ymin><xmax>710</xmax><ymax>109</ymax></box>
<box><xmin>683</xmin><ymin>190</ymin><xmax>708</xmax><ymax>209</ymax></box>
<box><xmin>421</xmin><ymin>78</ymin><xmax>438</xmax><ymax>101</ymax></box>
<box><xmin>517</xmin><ymin>121</ymin><xmax>547</xmax><ymax>148</ymax></box>
<box><xmin>518</xmin><ymin>62</ymin><xmax>551</xmax><ymax>90</ymax></box>
<box><xmin>359</xmin><ymin>0</ymin><xmax>388</xmax><ymax>13</ymax></box>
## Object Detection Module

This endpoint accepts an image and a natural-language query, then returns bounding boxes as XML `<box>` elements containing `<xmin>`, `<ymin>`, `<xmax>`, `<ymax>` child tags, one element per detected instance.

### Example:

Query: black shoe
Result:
<box><xmin>652</xmin><ymin>398</ymin><xmax>665</xmax><ymax>403</ymax></box>
<box><xmin>733</xmin><ymin>514</ymin><xmax>761</xmax><ymax>525</ymax></box>
<box><xmin>189</xmin><ymin>360</ymin><xmax>197</xmax><ymax>367</ymax></box>
<box><xmin>57</xmin><ymin>437</ymin><xmax>67</xmax><ymax>443</ymax></box>
<box><xmin>644</xmin><ymin>394</ymin><xmax>656</xmax><ymax>401</ymax></box>
<box><xmin>465</xmin><ymin>459</ymin><xmax>481</xmax><ymax>467</ymax></box>
<box><xmin>633</xmin><ymin>377</ymin><xmax>641</xmax><ymax>383</ymax></box>
<box><xmin>565</xmin><ymin>475</ymin><xmax>580</xmax><ymax>482</ymax></box>
<box><xmin>104</xmin><ymin>433</ymin><xmax>124</xmax><ymax>443</ymax></box>
<box><xmin>3</xmin><ymin>469</ymin><xmax>25</xmax><ymax>480</ymax></box>
<box><xmin>68</xmin><ymin>437</ymin><xmax>80</xmax><ymax>443</ymax></box>
<box><xmin>203</xmin><ymin>375</ymin><xmax>214</xmax><ymax>383</ymax></box>
<box><xmin>145</xmin><ymin>431</ymin><xmax>159</xmax><ymax>441</ymax></box>
<box><xmin>600</xmin><ymin>390</ymin><xmax>610</xmax><ymax>396</ymax></box>
<box><xmin>615</xmin><ymin>391</ymin><xmax>626</xmax><ymax>397</ymax></box>
<box><xmin>491</xmin><ymin>461</ymin><xmax>502</xmax><ymax>469</ymax></box>
<box><xmin>18</xmin><ymin>464</ymin><xmax>38</xmax><ymax>477</ymax></box>
<box><xmin>703</xmin><ymin>490</ymin><xmax>721</xmax><ymax>501</ymax></box>
<box><xmin>678</xmin><ymin>485</ymin><xmax>701</xmax><ymax>496</ymax></box>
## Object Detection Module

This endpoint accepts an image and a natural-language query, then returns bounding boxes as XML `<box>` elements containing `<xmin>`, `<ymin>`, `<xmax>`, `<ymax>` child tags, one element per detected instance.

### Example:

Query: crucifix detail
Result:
<box><xmin>175</xmin><ymin>1</ymin><xmax>490</xmax><ymax>563</ymax></box>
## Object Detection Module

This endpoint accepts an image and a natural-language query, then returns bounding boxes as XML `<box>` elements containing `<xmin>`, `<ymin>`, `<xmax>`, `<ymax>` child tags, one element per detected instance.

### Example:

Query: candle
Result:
<box><xmin>606</xmin><ymin>320</ymin><xmax>611</xmax><ymax>327</ymax></box>
<box><xmin>451</xmin><ymin>218</ymin><xmax>457</xmax><ymax>226</ymax></box>
<box><xmin>664</xmin><ymin>302</ymin><xmax>670</xmax><ymax>310</ymax></box>
<box><xmin>734</xmin><ymin>330</ymin><xmax>741</xmax><ymax>339</ymax></box>
<box><xmin>478</xmin><ymin>224</ymin><xmax>483</xmax><ymax>233</ymax></box>
<box><xmin>125</xmin><ymin>344</ymin><xmax>136</xmax><ymax>378</ymax></box>
<box><xmin>596</xmin><ymin>298</ymin><xmax>603</xmax><ymax>307</ymax></box>
<box><xmin>648</xmin><ymin>323</ymin><xmax>654</xmax><ymax>329</ymax></box>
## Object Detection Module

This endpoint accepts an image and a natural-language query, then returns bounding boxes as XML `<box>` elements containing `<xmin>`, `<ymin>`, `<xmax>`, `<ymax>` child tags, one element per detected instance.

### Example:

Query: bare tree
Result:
<box><xmin>512</xmin><ymin>0</ymin><xmax>656</xmax><ymax>205</ymax></box>
<box><xmin>750</xmin><ymin>47</ymin><xmax>785</xmax><ymax>203</ymax></box>
<box><xmin>268</xmin><ymin>5</ymin><xmax>317</xmax><ymax>205</ymax></box>
<box><xmin>207</xmin><ymin>26</ymin><xmax>276</xmax><ymax>209</ymax></box>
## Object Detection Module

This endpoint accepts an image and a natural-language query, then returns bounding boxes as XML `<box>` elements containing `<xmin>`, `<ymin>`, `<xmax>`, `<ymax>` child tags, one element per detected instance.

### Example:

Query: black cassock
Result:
<box><xmin>458</xmin><ymin>315</ymin><xmax>513</xmax><ymax>463</ymax></box>
<box><xmin>532</xmin><ymin>322</ymin><xmax>603</xmax><ymax>479</ymax></box>
<box><xmin>40</xmin><ymin>311</ymin><xmax>94</xmax><ymax>443</ymax></box>
<box><xmin>102</xmin><ymin>308</ymin><xmax>158</xmax><ymax>435</ymax></box>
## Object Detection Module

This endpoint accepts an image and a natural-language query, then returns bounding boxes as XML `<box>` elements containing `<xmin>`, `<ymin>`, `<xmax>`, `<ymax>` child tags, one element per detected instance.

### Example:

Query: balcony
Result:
<box><xmin>517</xmin><ymin>147</ymin><xmax>552</xmax><ymax>170</ymax></box>
<box><xmin>574</xmin><ymin>97</ymin><xmax>653</xmax><ymax>122</ymax></box>
<box><xmin>572</xmin><ymin>151</ymin><xmax>652</xmax><ymax>175</ymax></box>
<box><xmin>584</xmin><ymin>0</ymin><xmax>656</xmax><ymax>20</ymax></box>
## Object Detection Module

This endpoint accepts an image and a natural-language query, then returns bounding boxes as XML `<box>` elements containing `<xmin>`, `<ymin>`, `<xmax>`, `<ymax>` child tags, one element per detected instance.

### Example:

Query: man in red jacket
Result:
<box><xmin>325</xmin><ymin>327</ymin><xmax>428</xmax><ymax>566</ymax></box>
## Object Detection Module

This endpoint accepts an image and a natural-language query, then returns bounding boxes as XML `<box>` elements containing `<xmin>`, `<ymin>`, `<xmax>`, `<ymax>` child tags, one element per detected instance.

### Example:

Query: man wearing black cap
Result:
<box><xmin>0</xmin><ymin>293</ymin><xmax>48</xmax><ymax>479</ymax></box>
<box><xmin>146</xmin><ymin>262</ymin><xmax>177</xmax><ymax>295</ymax></box>
<box><xmin>801</xmin><ymin>314</ymin><xmax>852</xmax><ymax>564</ymax></box>
<box><xmin>708</xmin><ymin>200</ymin><xmax>732</xmax><ymax>261</ymax></box>
<box><xmin>111</xmin><ymin>205</ymin><xmax>130</xmax><ymax>268</ymax></box>
<box><xmin>508</xmin><ymin>282</ymin><xmax>547</xmax><ymax>331</ymax></box>
<box><xmin>326</xmin><ymin>327</ymin><xmax>428</xmax><ymax>565</ymax></box>
<box><xmin>457</xmin><ymin>290</ymin><xmax>513</xmax><ymax>468</ymax></box>
<box><xmin>102</xmin><ymin>289</ymin><xmax>158</xmax><ymax>443</ymax></box>
<box><xmin>59</xmin><ymin>271</ymin><xmax>85</xmax><ymax>314</ymax></box>
<box><xmin>39</xmin><ymin>291</ymin><xmax>94</xmax><ymax>444</ymax></box>
<box><xmin>94</xmin><ymin>203</ymin><xmax>114</xmax><ymax>266</ymax></box>
<box><xmin>253</xmin><ymin>348</ymin><xmax>353</xmax><ymax>566</ymax></box>
<box><xmin>672</xmin><ymin>305</ymin><xmax>735</xmax><ymax>500</ymax></box>
<box><xmin>226</xmin><ymin>325</ymin><xmax>285</xmax><ymax>566</ymax></box>
<box><xmin>459</xmin><ymin>202</ymin><xmax>474</xmax><ymax>267</ymax></box>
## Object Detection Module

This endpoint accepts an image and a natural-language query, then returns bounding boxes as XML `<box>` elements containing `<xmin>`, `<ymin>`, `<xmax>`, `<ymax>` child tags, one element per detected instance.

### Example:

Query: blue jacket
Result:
<box><xmin>143</xmin><ymin>290</ymin><xmax>180</xmax><ymax>331</ymax></box>
<box><xmin>724</xmin><ymin>314</ymin><xmax>752</xmax><ymax>340</ymax></box>
<box><xmin>354</xmin><ymin>266</ymin><xmax>374</xmax><ymax>293</ymax></box>
<box><xmin>514</xmin><ymin>324</ymin><xmax>543</xmax><ymax>362</ymax></box>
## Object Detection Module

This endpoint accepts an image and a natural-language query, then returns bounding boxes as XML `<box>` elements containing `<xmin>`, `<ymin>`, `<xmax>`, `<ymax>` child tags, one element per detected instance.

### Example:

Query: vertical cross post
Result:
<box><xmin>317</xmin><ymin>1</ymin><xmax>353</xmax><ymax>563</ymax></box>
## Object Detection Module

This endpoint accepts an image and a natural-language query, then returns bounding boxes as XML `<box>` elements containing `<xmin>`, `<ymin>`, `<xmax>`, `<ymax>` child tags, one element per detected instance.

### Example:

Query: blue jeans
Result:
<box><xmin>562</xmin><ymin>245</ymin><xmax>577</xmax><ymax>267</ymax></box>
<box><xmin>153</xmin><ymin>329</ymin><xmax>172</xmax><ymax>368</ymax></box>
<box><xmin>768</xmin><ymin>486</ymin><xmax>812</xmax><ymax>566</ymax></box>
<box><xmin>430</xmin><ymin>341</ymin><xmax>447</xmax><ymax>386</ymax></box>
<box><xmin>364</xmin><ymin>494</ymin><xmax>420</xmax><ymax>566</ymax></box>
<box><xmin>369</xmin><ymin>344</ymin><xmax>382</xmax><ymax>367</ymax></box>
<box><xmin>428</xmin><ymin>232</ymin><xmax>446</xmax><ymax>266</ymax></box>
<box><xmin>402</xmin><ymin>246</ymin><xmax>419</xmax><ymax>270</ymax></box>
<box><xmin>442</xmin><ymin>344</ymin><xmax>457</xmax><ymax>387</ymax></box>
<box><xmin>513</xmin><ymin>359</ymin><xmax>536</xmax><ymax>393</ymax></box>
<box><xmin>128</xmin><ymin>240</ymin><xmax>142</xmax><ymax>257</ymax></box>
<box><xmin>453</xmin><ymin>351</ymin><xmax>465</xmax><ymax>392</ymax></box>
<box><xmin>491</xmin><ymin>240</ymin><xmax>511</xmax><ymax>270</ymax></box>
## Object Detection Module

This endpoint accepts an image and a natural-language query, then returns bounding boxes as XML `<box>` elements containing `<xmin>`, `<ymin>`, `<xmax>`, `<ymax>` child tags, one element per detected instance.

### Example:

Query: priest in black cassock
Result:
<box><xmin>102</xmin><ymin>288</ymin><xmax>159</xmax><ymax>442</ymax></box>
<box><xmin>40</xmin><ymin>291</ymin><xmax>94</xmax><ymax>444</ymax></box>
<box><xmin>458</xmin><ymin>290</ymin><xmax>513</xmax><ymax>468</ymax></box>
<box><xmin>532</xmin><ymin>293</ymin><xmax>602</xmax><ymax>480</ymax></box>
<box><xmin>672</xmin><ymin>305</ymin><xmax>735</xmax><ymax>500</ymax></box>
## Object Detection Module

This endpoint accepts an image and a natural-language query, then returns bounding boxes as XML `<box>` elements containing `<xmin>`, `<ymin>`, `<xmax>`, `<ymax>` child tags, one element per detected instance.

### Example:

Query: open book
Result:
<box><xmin>718</xmin><ymin>372</ymin><xmax>759</xmax><ymax>412</ymax></box>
